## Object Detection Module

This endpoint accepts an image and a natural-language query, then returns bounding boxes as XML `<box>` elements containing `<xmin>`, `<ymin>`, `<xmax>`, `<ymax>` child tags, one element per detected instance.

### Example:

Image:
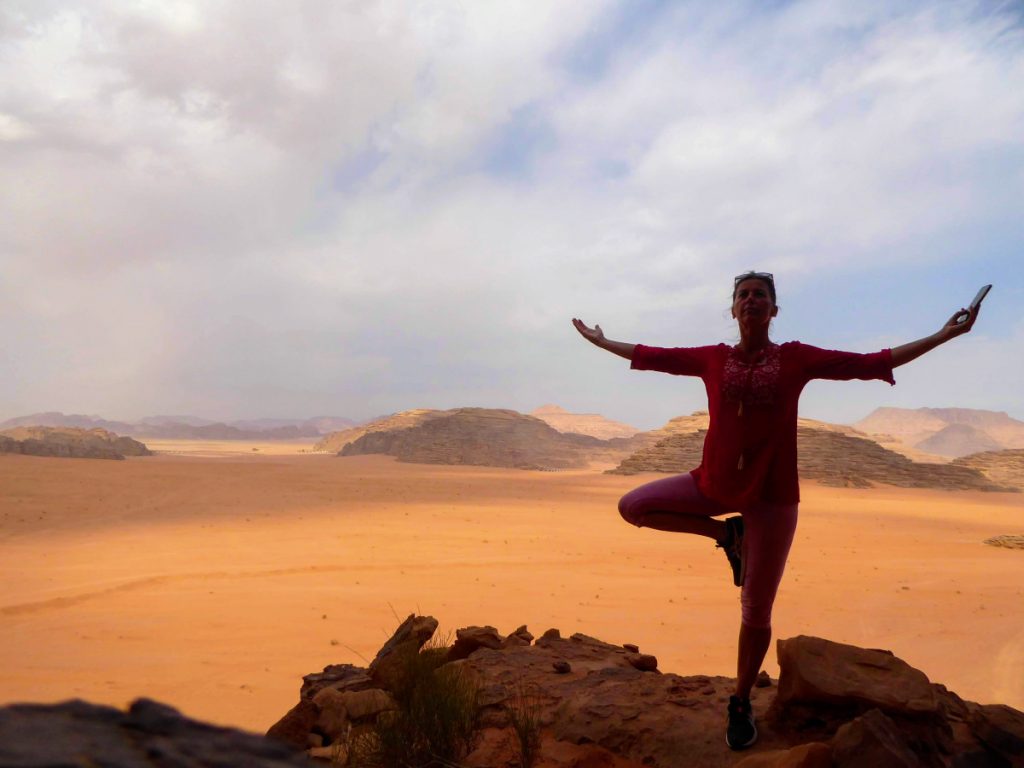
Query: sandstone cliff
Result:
<box><xmin>0</xmin><ymin>426</ymin><xmax>151</xmax><ymax>460</ymax></box>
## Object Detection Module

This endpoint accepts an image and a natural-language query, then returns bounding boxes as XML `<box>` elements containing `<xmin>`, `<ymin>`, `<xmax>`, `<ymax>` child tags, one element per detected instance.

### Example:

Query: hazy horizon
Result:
<box><xmin>3</xmin><ymin>1</ymin><xmax>1022</xmax><ymax>431</ymax></box>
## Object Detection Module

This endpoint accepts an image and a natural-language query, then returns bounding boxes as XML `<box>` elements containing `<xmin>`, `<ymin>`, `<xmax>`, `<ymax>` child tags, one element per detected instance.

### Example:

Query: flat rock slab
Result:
<box><xmin>0</xmin><ymin>698</ymin><xmax>313</xmax><ymax>767</ymax></box>
<box><xmin>462</xmin><ymin>632</ymin><xmax>790</xmax><ymax>768</ymax></box>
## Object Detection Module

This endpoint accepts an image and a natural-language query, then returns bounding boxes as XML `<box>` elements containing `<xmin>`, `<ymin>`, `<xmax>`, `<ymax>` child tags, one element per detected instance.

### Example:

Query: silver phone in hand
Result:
<box><xmin>956</xmin><ymin>284</ymin><xmax>991</xmax><ymax>324</ymax></box>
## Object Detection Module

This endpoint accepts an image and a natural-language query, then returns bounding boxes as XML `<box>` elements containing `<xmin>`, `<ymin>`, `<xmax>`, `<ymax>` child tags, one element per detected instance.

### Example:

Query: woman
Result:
<box><xmin>572</xmin><ymin>271</ymin><xmax>979</xmax><ymax>751</ymax></box>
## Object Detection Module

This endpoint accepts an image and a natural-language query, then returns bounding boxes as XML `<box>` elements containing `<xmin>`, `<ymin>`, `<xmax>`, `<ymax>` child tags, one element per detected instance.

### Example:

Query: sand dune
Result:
<box><xmin>1</xmin><ymin>449</ymin><xmax>1022</xmax><ymax>735</ymax></box>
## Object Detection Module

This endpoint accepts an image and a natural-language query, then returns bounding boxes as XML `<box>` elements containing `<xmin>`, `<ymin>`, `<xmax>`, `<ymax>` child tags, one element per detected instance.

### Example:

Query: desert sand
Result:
<box><xmin>1</xmin><ymin>448</ymin><xmax>1022</xmax><ymax>735</ymax></box>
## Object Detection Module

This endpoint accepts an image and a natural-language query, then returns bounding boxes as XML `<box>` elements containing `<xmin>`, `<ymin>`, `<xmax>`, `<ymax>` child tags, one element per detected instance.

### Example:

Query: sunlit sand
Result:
<box><xmin>1</xmin><ymin>449</ymin><xmax>1021</xmax><ymax>733</ymax></box>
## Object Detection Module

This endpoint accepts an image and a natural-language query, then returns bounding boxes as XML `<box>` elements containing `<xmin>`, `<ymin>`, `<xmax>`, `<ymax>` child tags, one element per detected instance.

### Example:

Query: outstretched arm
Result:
<box><xmin>890</xmin><ymin>306</ymin><xmax>979</xmax><ymax>368</ymax></box>
<box><xmin>572</xmin><ymin>318</ymin><xmax>636</xmax><ymax>360</ymax></box>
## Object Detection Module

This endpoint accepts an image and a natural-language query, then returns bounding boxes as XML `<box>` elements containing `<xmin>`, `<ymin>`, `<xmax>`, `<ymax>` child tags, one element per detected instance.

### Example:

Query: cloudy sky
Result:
<box><xmin>2</xmin><ymin>0</ymin><xmax>1022</xmax><ymax>430</ymax></box>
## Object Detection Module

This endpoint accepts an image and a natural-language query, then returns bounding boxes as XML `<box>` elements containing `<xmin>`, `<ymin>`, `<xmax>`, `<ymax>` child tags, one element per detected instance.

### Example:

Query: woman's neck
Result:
<box><xmin>736</xmin><ymin>328</ymin><xmax>772</xmax><ymax>355</ymax></box>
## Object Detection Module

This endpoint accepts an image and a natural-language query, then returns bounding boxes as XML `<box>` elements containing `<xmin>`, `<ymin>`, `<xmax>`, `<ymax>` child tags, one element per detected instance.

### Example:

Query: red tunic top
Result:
<box><xmin>631</xmin><ymin>342</ymin><xmax>894</xmax><ymax>508</ymax></box>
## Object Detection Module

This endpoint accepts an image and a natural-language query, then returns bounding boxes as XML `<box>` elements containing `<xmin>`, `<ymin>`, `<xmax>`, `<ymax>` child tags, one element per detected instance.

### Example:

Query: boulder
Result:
<box><xmin>831</xmin><ymin>708</ymin><xmax>921</xmax><ymax>767</ymax></box>
<box><xmin>0</xmin><ymin>698</ymin><xmax>312</xmax><ymax>767</ymax></box>
<box><xmin>311</xmin><ymin>688</ymin><xmax>348</xmax><ymax>742</ymax></box>
<box><xmin>367</xmin><ymin>613</ymin><xmax>438</xmax><ymax>688</ymax></box>
<box><xmin>776</xmin><ymin>636</ymin><xmax>938</xmax><ymax>715</ymax></box>
<box><xmin>266</xmin><ymin>698</ymin><xmax>320</xmax><ymax>749</ymax></box>
<box><xmin>300</xmin><ymin>662</ymin><xmax>374</xmax><ymax>701</ymax></box>
<box><xmin>339</xmin><ymin>689</ymin><xmax>395</xmax><ymax>721</ymax></box>
<box><xmin>502</xmin><ymin>624</ymin><xmax>534</xmax><ymax>648</ymax></box>
<box><xmin>626</xmin><ymin>653</ymin><xmax>658</xmax><ymax>672</ymax></box>
<box><xmin>969</xmin><ymin>703</ymin><xmax>1024</xmax><ymax>764</ymax></box>
<box><xmin>449</xmin><ymin>625</ymin><xmax>504</xmax><ymax>660</ymax></box>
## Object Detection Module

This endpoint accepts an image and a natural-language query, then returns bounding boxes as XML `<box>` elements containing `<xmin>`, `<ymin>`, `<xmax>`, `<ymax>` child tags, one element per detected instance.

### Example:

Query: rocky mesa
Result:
<box><xmin>0</xmin><ymin>426</ymin><xmax>151</xmax><ymax>460</ymax></box>
<box><xmin>331</xmin><ymin>408</ymin><xmax>648</xmax><ymax>470</ymax></box>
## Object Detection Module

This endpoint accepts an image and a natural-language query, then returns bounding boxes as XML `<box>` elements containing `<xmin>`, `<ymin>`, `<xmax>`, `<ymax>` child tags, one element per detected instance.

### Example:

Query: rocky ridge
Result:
<box><xmin>265</xmin><ymin>614</ymin><xmax>1024</xmax><ymax>768</ymax></box>
<box><xmin>608</xmin><ymin>414</ymin><xmax>1017</xmax><ymax>491</ymax></box>
<box><xmin>0</xmin><ymin>426</ymin><xmax>151</xmax><ymax>460</ymax></box>
<box><xmin>313</xmin><ymin>409</ymin><xmax>444</xmax><ymax>453</ymax></box>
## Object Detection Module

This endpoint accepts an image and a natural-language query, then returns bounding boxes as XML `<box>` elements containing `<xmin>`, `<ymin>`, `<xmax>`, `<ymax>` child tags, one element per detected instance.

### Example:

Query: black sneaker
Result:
<box><xmin>726</xmin><ymin>695</ymin><xmax>757</xmax><ymax>750</ymax></box>
<box><xmin>716</xmin><ymin>516</ymin><xmax>745</xmax><ymax>587</ymax></box>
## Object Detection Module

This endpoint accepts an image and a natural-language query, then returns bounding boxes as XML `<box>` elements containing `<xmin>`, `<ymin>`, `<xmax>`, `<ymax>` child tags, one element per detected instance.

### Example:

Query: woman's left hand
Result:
<box><xmin>940</xmin><ymin>306</ymin><xmax>979</xmax><ymax>340</ymax></box>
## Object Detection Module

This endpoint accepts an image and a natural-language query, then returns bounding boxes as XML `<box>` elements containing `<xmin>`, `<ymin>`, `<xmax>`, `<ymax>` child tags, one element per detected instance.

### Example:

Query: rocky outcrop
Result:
<box><xmin>0</xmin><ymin>426</ymin><xmax>151</xmax><ymax>460</ymax></box>
<box><xmin>313</xmin><ymin>409</ymin><xmax>444</xmax><ymax>453</ymax></box>
<box><xmin>530</xmin><ymin>405</ymin><xmax>641</xmax><ymax>439</ymax></box>
<box><xmin>983</xmin><ymin>534</ymin><xmax>1024</xmax><ymax>550</ymax></box>
<box><xmin>268</xmin><ymin>615</ymin><xmax>1024</xmax><ymax>768</ymax></box>
<box><xmin>0</xmin><ymin>698</ymin><xmax>313</xmax><ymax>767</ymax></box>
<box><xmin>953</xmin><ymin>448</ymin><xmax>1024</xmax><ymax>489</ymax></box>
<box><xmin>336</xmin><ymin>408</ymin><xmax>646</xmax><ymax>470</ymax></box>
<box><xmin>608</xmin><ymin>418</ymin><xmax>1016</xmax><ymax>491</ymax></box>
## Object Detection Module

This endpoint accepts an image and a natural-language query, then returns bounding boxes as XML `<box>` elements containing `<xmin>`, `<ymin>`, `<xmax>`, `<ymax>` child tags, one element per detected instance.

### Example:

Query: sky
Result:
<box><xmin>1</xmin><ymin>0</ymin><xmax>1022</xmax><ymax>430</ymax></box>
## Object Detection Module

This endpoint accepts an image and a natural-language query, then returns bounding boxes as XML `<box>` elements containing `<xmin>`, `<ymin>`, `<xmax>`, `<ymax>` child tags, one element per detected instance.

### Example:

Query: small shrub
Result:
<box><xmin>341</xmin><ymin>636</ymin><xmax>481</xmax><ymax>768</ymax></box>
<box><xmin>505</xmin><ymin>683</ymin><xmax>542</xmax><ymax>768</ymax></box>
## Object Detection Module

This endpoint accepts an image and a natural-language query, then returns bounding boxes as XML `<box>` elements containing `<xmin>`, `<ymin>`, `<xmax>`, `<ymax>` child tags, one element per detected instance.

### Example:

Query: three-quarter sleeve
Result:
<box><xmin>630</xmin><ymin>344</ymin><xmax>715</xmax><ymax>377</ymax></box>
<box><xmin>793</xmin><ymin>343</ymin><xmax>895</xmax><ymax>385</ymax></box>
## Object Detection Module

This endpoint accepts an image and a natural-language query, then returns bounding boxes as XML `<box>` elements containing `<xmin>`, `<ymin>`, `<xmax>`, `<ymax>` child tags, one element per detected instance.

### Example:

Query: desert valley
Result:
<box><xmin>1</xmin><ymin>404</ymin><xmax>1023</xmax><ymax>765</ymax></box>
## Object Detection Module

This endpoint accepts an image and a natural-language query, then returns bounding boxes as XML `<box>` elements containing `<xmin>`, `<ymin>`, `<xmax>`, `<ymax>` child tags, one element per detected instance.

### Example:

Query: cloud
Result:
<box><xmin>1</xmin><ymin>1</ymin><xmax>1021</xmax><ymax>426</ymax></box>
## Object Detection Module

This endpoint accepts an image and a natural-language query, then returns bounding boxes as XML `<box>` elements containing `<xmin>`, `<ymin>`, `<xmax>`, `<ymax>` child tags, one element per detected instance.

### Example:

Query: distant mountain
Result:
<box><xmin>0</xmin><ymin>412</ymin><xmax>358</xmax><ymax>440</ymax></box>
<box><xmin>854</xmin><ymin>407</ymin><xmax>1024</xmax><ymax>458</ymax></box>
<box><xmin>0</xmin><ymin>412</ymin><xmax>136</xmax><ymax>434</ymax></box>
<box><xmin>915</xmin><ymin>424</ymin><xmax>1003</xmax><ymax>457</ymax></box>
<box><xmin>530</xmin><ymin>404</ymin><xmax>640</xmax><ymax>440</ymax></box>
<box><xmin>137</xmin><ymin>415</ymin><xmax>218</xmax><ymax>427</ymax></box>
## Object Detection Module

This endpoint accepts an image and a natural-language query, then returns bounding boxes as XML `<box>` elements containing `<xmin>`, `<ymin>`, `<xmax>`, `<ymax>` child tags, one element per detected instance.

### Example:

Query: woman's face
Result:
<box><xmin>731</xmin><ymin>278</ymin><xmax>778</xmax><ymax>328</ymax></box>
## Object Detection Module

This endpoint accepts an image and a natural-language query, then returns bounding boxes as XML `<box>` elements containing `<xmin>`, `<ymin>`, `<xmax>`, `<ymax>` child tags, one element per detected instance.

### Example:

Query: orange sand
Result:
<box><xmin>1</xmin><ymin>451</ymin><xmax>1021</xmax><ymax>733</ymax></box>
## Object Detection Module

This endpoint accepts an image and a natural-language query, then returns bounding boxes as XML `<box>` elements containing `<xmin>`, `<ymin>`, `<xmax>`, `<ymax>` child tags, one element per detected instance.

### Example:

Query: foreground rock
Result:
<box><xmin>270</xmin><ymin>616</ymin><xmax>1024</xmax><ymax>768</ymax></box>
<box><xmin>0</xmin><ymin>426</ymin><xmax>151</xmax><ymax>460</ymax></box>
<box><xmin>0</xmin><ymin>698</ymin><xmax>313</xmax><ymax>767</ymax></box>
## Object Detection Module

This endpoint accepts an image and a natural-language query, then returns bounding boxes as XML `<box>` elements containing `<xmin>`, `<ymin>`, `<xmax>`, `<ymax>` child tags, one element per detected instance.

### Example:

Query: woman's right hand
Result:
<box><xmin>572</xmin><ymin>318</ymin><xmax>605</xmax><ymax>346</ymax></box>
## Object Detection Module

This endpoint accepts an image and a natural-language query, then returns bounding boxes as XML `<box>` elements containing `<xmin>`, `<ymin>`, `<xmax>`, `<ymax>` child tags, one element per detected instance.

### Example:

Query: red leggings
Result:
<box><xmin>618</xmin><ymin>473</ymin><xmax>798</xmax><ymax>629</ymax></box>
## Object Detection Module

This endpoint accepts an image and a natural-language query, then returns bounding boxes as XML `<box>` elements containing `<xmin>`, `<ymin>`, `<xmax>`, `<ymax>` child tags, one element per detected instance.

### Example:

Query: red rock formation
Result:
<box><xmin>268</xmin><ymin>615</ymin><xmax>1024</xmax><ymax>768</ymax></box>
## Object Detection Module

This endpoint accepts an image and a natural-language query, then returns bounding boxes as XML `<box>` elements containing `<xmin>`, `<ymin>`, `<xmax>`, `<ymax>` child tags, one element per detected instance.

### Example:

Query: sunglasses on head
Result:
<box><xmin>733</xmin><ymin>271</ymin><xmax>774</xmax><ymax>287</ymax></box>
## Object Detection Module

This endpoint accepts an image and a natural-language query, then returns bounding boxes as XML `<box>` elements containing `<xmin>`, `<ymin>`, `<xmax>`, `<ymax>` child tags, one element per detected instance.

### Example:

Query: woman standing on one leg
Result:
<box><xmin>572</xmin><ymin>271</ymin><xmax>980</xmax><ymax>751</ymax></box>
